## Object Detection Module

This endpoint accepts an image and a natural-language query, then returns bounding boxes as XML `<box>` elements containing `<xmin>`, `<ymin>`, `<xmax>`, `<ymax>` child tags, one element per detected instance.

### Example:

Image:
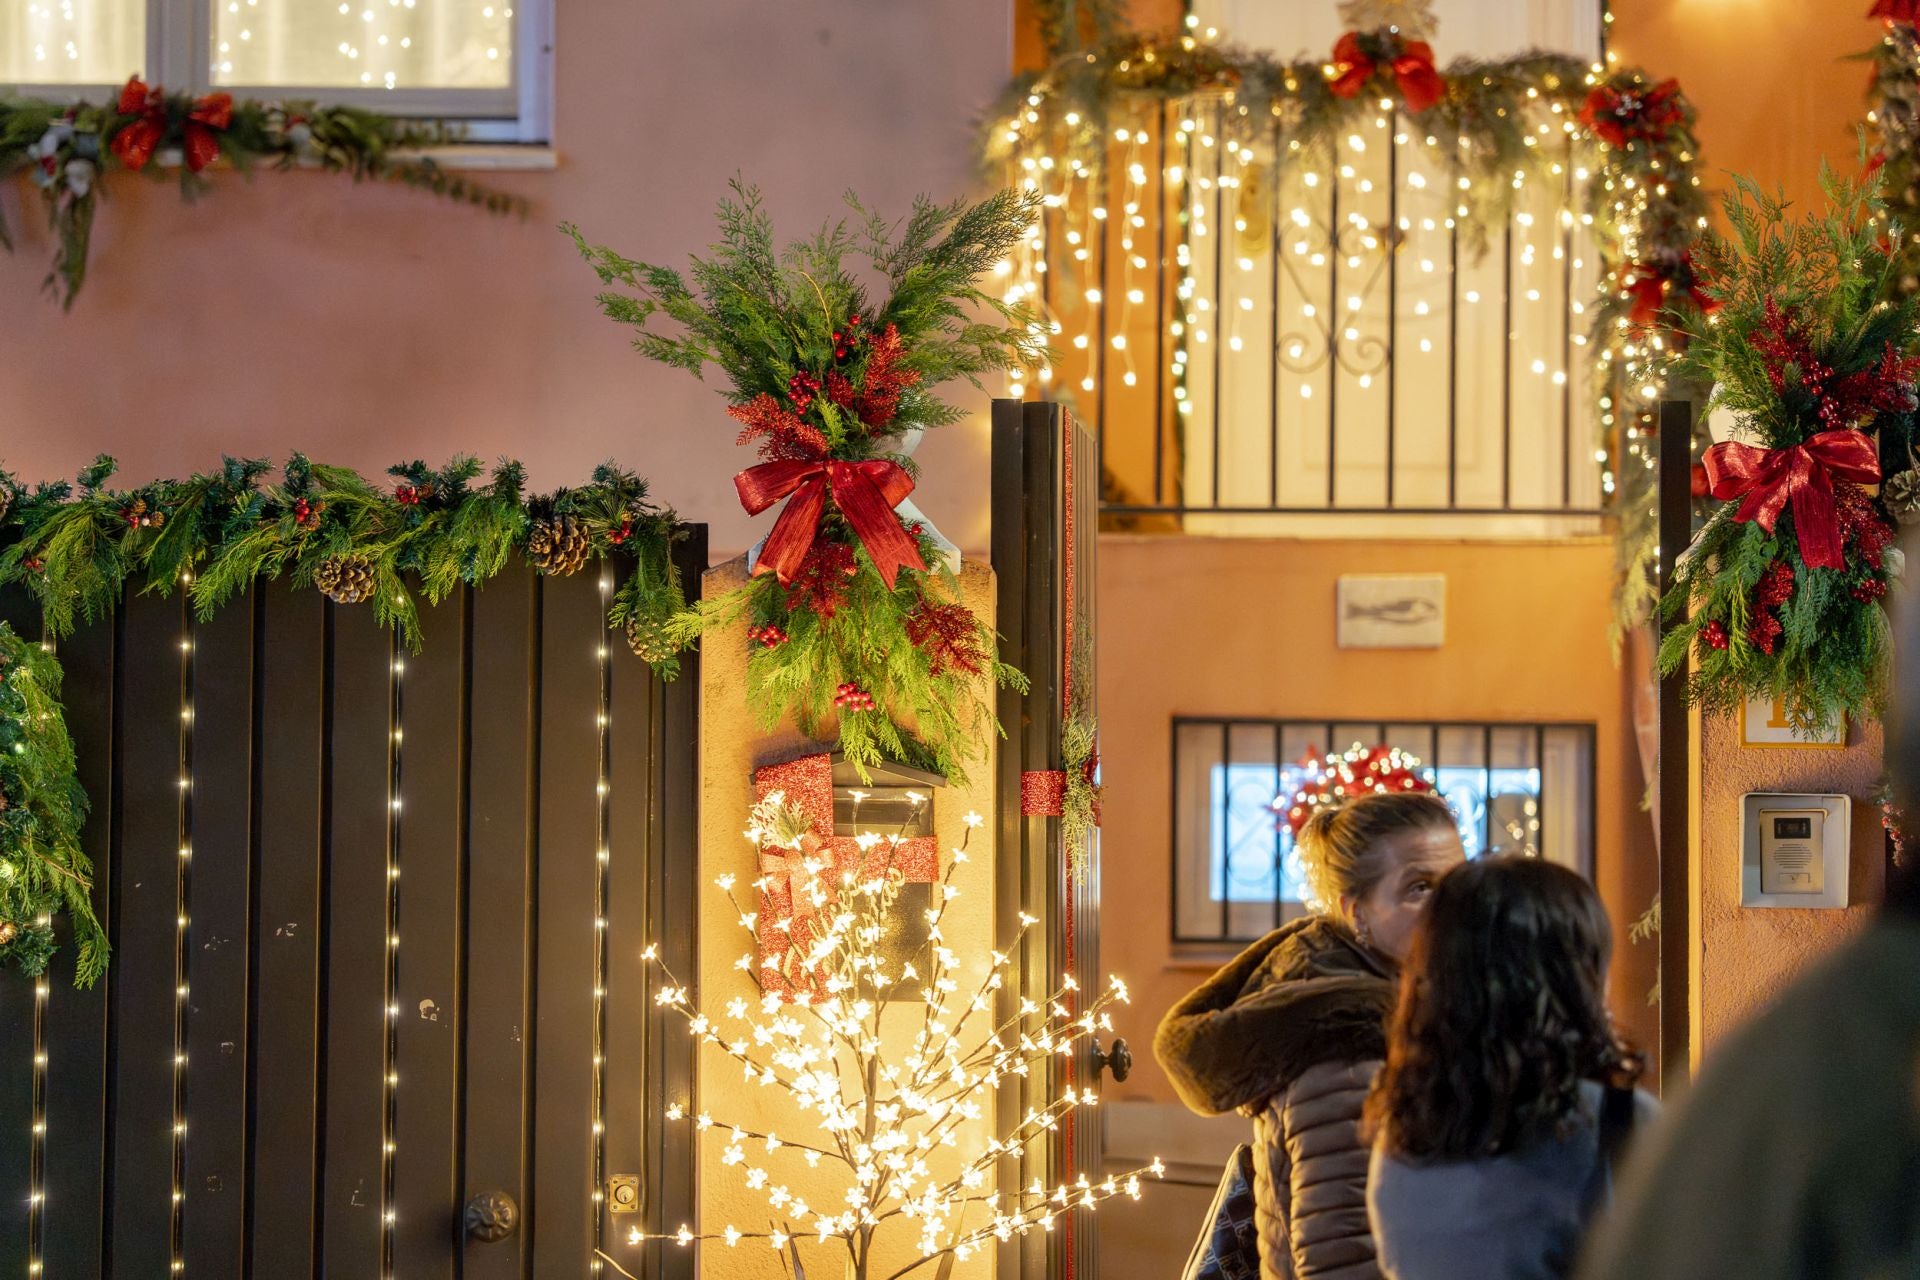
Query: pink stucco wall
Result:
<box><xmin>0</xmin><ymin>0</ymin><xmax>1012</xmax><ymax>560</ymax></box>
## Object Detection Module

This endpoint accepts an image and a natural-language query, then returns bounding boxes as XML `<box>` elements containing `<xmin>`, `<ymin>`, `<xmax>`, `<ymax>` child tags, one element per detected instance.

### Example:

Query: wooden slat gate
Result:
<box><xmin>993</xmin><ymin>399</ymin><xmax>1106</xmax><ymax>1280</ymax></box>
<box><xmin>0</xmin><ymin>537</ymin><xmax>703</xmax><ymax>1280</ymax></box>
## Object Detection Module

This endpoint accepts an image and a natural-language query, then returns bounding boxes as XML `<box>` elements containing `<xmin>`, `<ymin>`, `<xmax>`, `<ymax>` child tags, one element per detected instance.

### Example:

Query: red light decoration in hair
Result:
<box><xmin>1274</xmin><ymin>743</ymin><xmax>1435</xmax><ymax>837</ymax></box>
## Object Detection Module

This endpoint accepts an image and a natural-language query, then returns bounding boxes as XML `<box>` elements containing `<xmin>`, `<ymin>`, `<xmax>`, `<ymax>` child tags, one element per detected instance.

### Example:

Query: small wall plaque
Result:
<box><xmin>1740</xmin><ymin>696</ymin><xmax>1846</xmax><ymax>749</ymax></box>
<box><xmin>1336</xmin><ymin>575</ymin><xmax>1446</xmax><ymax>649</ymax></box>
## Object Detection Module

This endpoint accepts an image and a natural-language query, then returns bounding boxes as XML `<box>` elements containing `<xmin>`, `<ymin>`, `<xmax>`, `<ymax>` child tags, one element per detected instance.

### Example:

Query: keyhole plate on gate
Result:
<box><xmin>607</xmin><ymin>1174</ymin><xmax>640</xmax><ymax>1214</ymax></box>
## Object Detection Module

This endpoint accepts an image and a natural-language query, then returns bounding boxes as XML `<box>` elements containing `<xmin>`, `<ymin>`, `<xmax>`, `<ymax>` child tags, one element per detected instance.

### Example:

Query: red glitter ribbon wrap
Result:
<box><xmin>751</xmin><ymin>753</ymin><xmax>937</xmax><ymax>998</ymax></box>
<box><xmin>1020</xmin><ymin>770</ymin><xmax>1067</xmax><ymax>816</ymax></box>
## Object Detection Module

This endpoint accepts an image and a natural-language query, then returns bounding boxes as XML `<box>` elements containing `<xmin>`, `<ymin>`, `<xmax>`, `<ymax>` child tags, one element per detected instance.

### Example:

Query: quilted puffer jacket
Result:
<box><xmin>1154</xmin><ymin>917</ymin><xmax>1397</xmax><ymax>1280</ymax></box>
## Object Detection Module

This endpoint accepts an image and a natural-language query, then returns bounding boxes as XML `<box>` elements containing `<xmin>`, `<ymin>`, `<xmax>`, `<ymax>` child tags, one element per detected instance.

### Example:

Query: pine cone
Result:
<box><xmin>528</xmin><ymin>516</ymin><xmax>592</xmax><ymax>577</ymax></box>
<box><xmin>315</xmin><ymin>554</ymin><xmax>377</xmax><ymax>605</ymax></box>
<box><xmin>624</xmin><ymin>612</ymin><xmax>673</xmax><ymax>663</ymax></box>
<box><xmin>0</xmin><ymin>921</ymin><xmax>16</xmax><ymax>947</ymax></box>
<box><xmin>0</xmin><ymin>486</ymin><xmax>15</xmax><ymax>525</ymax></box>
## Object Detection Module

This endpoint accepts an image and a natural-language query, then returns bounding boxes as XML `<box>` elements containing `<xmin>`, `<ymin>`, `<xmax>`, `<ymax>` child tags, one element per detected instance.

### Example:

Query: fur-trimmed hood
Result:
<box><xmin>1154</xmin><ymin>916</ymin><xmax>1396</xmax><ymax>1116</ymax></box>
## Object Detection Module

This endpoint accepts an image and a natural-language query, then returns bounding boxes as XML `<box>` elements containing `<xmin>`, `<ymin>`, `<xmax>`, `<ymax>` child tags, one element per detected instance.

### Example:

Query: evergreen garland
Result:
<box><xmin>0</xmin><ymin>454</ymin><xmax>687</xmax><ymax>675</ymax></box>
<box><xmin>1657</xmin><ymin>161</ymin><xmax>1919</xmax><ymax>732</ymax></box>
<box><xmin>1059</xmin><ymin>633</ymin><xmax>1100</xmax><ymax>877</ymax></box>
<box><xmin>981</xmin><ymin>11</ymin><xmax>1711</xmax><ymax>641</ymax></box>
<box><xmin>667</xmin><ymin>531</ymin><xmax>1026</xmax><ymax>789</ymax></box>
<box><xmin>1861</xmin><ymin>5</ymin><xmax>1920</xmax><ymax>294</ymax></box>
<box><xmin>3</xmin><ymin>76</ymin><xmax>522</xmax><ymax>307</ymax></box>
<box><xmin>0</xmin><ymin>623</ymin><xmax>104</xmax><ymax>986</ymax></box>
<box><xmin>570</xmin><ymin>182</ymin><xmax>1048</xmax><ymax>783</ymax></box>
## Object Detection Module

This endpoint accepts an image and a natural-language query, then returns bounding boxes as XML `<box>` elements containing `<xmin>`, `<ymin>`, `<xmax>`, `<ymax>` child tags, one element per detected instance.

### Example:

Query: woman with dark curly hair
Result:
<box><xmin>1364</xmin><ymin>856</ymin><xmax>1655</xmax><ymax>1280</ymax></box>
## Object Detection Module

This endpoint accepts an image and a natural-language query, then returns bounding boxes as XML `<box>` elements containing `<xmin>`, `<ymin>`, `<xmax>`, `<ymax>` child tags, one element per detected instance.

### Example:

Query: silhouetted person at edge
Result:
<box><xmin>1578</xmin><ymin>561</ymin><xmax>1920</xmax><ymax>1277</ymax></box>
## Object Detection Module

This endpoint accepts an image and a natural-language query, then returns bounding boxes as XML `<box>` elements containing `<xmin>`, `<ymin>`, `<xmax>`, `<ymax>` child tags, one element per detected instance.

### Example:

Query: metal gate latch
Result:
<box><xmin>464</xmin><ymin>1190</ymin><xmax>520</xmax><ymax>1242</ymax></box>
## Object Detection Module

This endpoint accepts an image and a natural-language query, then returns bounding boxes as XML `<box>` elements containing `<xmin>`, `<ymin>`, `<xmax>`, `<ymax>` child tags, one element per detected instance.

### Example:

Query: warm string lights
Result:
<box><xmin>989</xmin><ymin>14</ymin><xmax>1705</xmax><ymax>577</ymax></box>
<box><xmin>209</xmin><ymin>0</ymin><xmax>513</xmax><ymax>91</ymax></box>
<box><xmin>20</xmin><ymin>627</ymin><xmax>59</xmax><ymax>1280</ymax></box>
<box><xmin>379</xmin><ymin>640</ymin><xmax>405</xmax><ymax>1273</ymax></box>
<box><xmin>170</xmin><ymin>588</ymin><xmax>195</xmax><ymax>1275</ymax></box>
<box><xmin>595</xmin><ymin>800</ymin><xmax>1161</xmax><ymax>1279</ymax></box>
<box><xmin>590</xmin><ymin>572</ymin><xmax>615</xmax><ymax>1273</ymax></box>
<box><xmin>26</xmin><ymin>669</ymin><xmax>52</xmax><ymax>1279</ymax></box>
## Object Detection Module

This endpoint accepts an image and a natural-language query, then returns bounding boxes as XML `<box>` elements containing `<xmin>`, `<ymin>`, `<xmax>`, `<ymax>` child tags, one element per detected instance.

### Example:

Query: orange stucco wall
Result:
<box><xmin>1610</xmin><ymin>0</ymin><xmax>1873</xmax><ymax>215</ymax></box>
<box><xmin>1094</xmin><ymin>533</ymin><xmax>1660</xmax><ymax>1104</ymax></box>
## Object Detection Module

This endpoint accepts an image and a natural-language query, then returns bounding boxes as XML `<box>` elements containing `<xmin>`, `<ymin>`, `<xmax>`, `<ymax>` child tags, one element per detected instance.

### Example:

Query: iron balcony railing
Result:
<box><xmin>1010</xmin><ymin>99</ymin><xmax>1613</xmax><ymax>524</ymax></box>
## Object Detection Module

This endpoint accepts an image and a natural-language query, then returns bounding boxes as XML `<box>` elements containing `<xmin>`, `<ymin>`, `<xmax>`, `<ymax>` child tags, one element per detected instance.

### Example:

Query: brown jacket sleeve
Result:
<box><xmin>1155</xmin><ymin>930</ymin><xmax>1392</xmax><ymax>1118</ymax></box>
<box><xmin>1153</xmin><ymin>929</ymin><xmax>1298</xmax><ymax>1115</ymax></box>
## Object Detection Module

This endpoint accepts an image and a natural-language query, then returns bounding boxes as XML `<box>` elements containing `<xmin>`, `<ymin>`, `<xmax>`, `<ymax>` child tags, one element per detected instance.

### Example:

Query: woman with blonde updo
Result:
<box><xmin>1156</xmin><ymin>789</ymin><xmax>1465</xmax><ymax>1280</ymax></box>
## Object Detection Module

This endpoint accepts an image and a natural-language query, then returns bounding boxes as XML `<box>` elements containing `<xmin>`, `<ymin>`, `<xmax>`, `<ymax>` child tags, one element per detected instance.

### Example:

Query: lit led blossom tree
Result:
<box><xmin>598</xmin><ymin>792</ymin><xmax>1161</xmax><ymax>1280</ymax></box>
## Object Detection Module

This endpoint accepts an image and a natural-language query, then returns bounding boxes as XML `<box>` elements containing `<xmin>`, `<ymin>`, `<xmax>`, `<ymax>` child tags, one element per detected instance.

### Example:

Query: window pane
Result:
<box><xmin>1176</xmin><ymin>718</ymin><xmax>1596</xmax><ymax>946</ymax></box>
<box><xmin>213</xmin><ymin>0</ymin><xmax>511</xmax><ymax>91</ymax></box>
<box><xmin>2</xmin><ymin>0</ymin><xmax>145</xmax><ymax>85</ymax></box>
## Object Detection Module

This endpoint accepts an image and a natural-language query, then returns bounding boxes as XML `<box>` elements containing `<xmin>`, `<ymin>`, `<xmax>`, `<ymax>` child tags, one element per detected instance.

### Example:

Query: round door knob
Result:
<box><xmin>464</xmin><ymin>1190</ymin><xmax>520</xmax><ymax>1243</ymax></box>
<box><xmin>1093</xmin><ymin>1036</ymin><xmax>1133</xmax><ymax>1084</ymax></box>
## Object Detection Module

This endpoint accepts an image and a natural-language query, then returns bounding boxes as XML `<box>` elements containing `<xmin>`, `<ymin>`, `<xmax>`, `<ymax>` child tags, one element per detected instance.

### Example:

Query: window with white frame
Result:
<box><xmin>3</xmin><ymin>0</ymin><xmax>550</xmax><ymax>140</ymax></box>
<box><xmin>1172</xmin><ymin>717</ymin><xmax>1595</xmax><ymax>945</ymax></box>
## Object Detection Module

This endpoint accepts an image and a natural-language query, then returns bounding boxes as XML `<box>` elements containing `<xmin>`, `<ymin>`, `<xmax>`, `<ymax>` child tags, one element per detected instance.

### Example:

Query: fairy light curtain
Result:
<box><xmin>213</xmin><ymin>0</ymin><xmax>512</xmax><ymax>92</ymax></box>
<box><xmin>0</xmin><ymin>0</ymin><xmax>510</xmax><ymax>92</ymax></box>
<box><xmin>988</xmin><ymin>0</ymin><xmax>1705</xmax><ymax>558</ymax></box>
<box><xmin>1</xmin><ymin>0</ymin><xmax>143</xmax><ymax>85</ymax></box>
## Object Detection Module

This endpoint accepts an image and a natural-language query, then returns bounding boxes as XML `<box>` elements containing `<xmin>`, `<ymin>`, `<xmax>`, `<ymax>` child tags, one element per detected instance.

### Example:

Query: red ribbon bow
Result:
<box><xmin>1871</xmin><ymin>0</ymin><xmax>1920</xmax><ymax>24</ymax></box>
<box><xmin>110</xmin><ymin>77</ymin><xmax>232</xmax><ymax>173</ymax></box>
<box><xmin>734</xmin><ymin>457</ymin><xmax>927</xmax><ymax>590</ymax></box>
<box><xmin>1622</xmin><ymin>258</ymin><xmax>1717</xmax><ymax>327</ymax></box>
<box><xmin>1703</xmin><ymin>430</ymin><xmax>1882</xmax><ymax>571</ymax></box>
<box><xmin>1328</xmin><ymin>32</ymin><xmax>1445</xmax><ymax>113</ymax></box>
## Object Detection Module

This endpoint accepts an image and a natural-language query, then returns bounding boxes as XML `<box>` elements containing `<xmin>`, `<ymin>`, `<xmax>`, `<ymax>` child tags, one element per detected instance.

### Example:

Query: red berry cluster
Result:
<box><xmin>1836</xmin><ymin>481</ymin><xmax>1895</xmax><ymax>570</ymax></box>
<box><xmin>832</xmin><ymin>682</ymin><xmax>875</xmax><ymax>712</ymax></box>
<box><xmin>746</xmin><ymin>622</ymin><xmax>789</xmax><ymax>649</ymax></box>
<box><xmin>831</xmin><ymin>313</ymin><xmax>865</xmax><ymax>364</ymax></box>
<box><xmin>1756</xmin><ymin>560</ymin><xmax>1794</xmax><ymax>608</ymax></box>
<box><xmin>292</xmin><ymin>497</ymin><xmax>322</xmax><ymax>529</ymax></box>
<box><xmin>788</xmin><ymin>370</ymin><xmax>823</xmax><ymax>412</ymax></box>
<box><xmin>1700</xmin><ymin>619</ymin><xmax>1730</xmax><ymax>651</ymax></box>
<box><xmin>1851</xmin><ymin>577</ymin><xmax>1890</xmax><ymax>603</ymax></box>
<box><xmin>1744</xmin><ymin>559</ymin><xmax>1796</xmax><ymax>656</ymax></box>
<box><xmin>608</xmin><ymin>516</ymin><xmax>634</xmax><ymax>546</ymax></box>
<box><xmin>395</xmin><ymin>484</ymin><xmax>425</xmax><ymax>506</ymax></box>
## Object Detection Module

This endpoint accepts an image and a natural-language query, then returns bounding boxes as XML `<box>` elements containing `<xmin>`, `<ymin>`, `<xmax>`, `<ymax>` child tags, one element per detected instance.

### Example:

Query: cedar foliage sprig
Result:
<box><xmin>0</xmin><ymin>454</ymin><xmax>687</xmax><ymax>675</ymax></box>
<box><xmin>1656</xmin><ymin>158</ymin><xmax>1919</xmax><ymax>731</ymax></box>
<box><xmin>667</xmin><ymin>532</ymin><xmax>1027</xmax><ymax>787</ymax></box>
<box><xmin>565</xmin><ymin>180</ymin><xmax>1050</xmax><ymax>444</ymax></box>
<box><xmin>0</xmin><ymin>623</ymin><xmax>105</xmax><ymax>987</ymax></box>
